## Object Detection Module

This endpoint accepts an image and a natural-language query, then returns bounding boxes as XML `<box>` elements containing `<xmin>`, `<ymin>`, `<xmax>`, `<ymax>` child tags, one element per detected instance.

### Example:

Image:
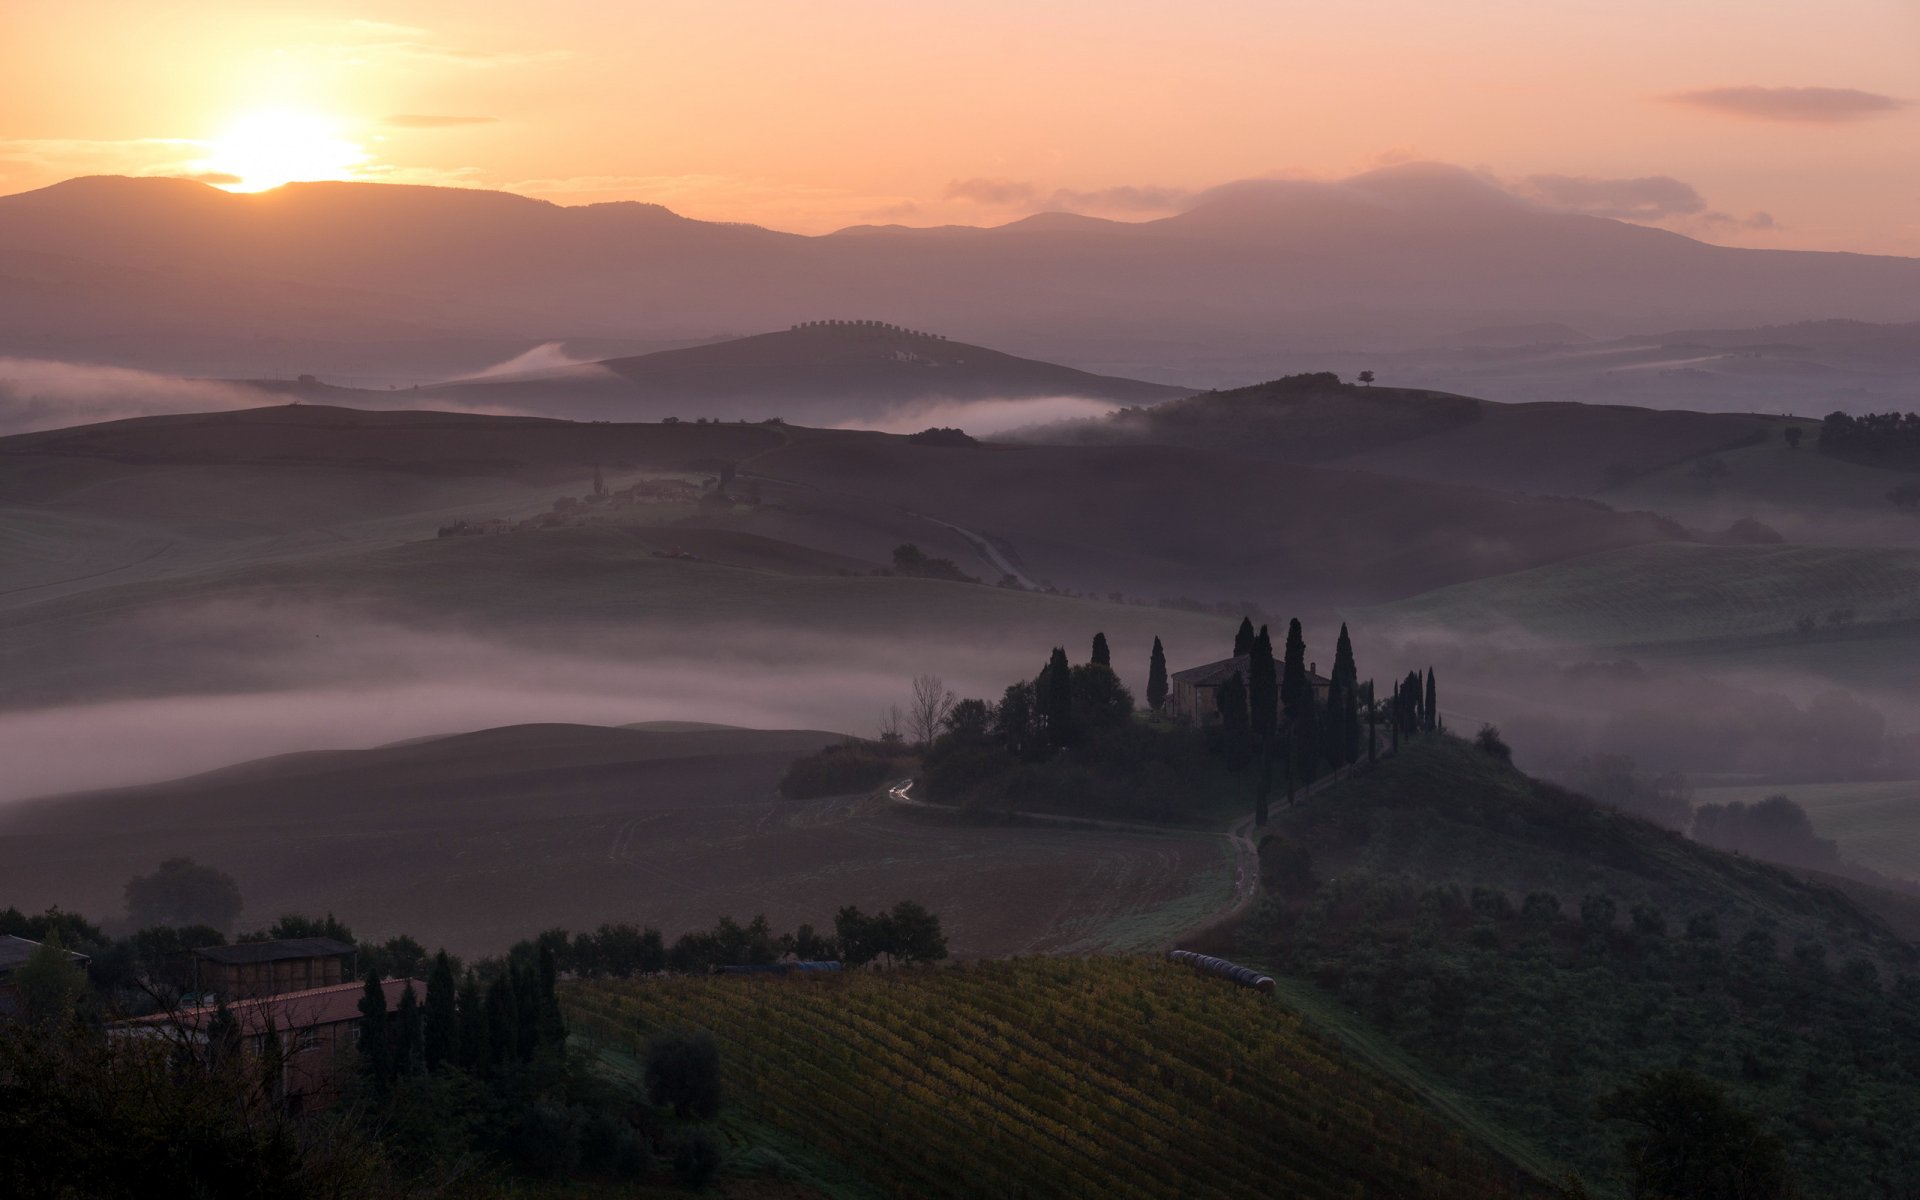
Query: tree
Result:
<box><xmin>994</xmin><ymin>682</ymin><xmax>1041</xmax><ymax>759</ymax></box>
<box><xmin>1783</xmin><ymin>426</ymin><xmax>1802</xmax><ymax>450</ymax></box>
<box><xmin>124</xmin><ymin>858</ymin><xmax>243</xmax><ymax>932</ymax></box>
<box><xmin>357</xmin><ymin>970</ymin><xmax>391</xmax><ymax>1084</ymax></box>
<box><xmin>907</xmin><ymin>675</ymin><xmax>956</xmax><ymax>749</ymax></box>
<box><xmin>885</xmin><ymin>900</ymin><xmax>948</xmax><ymax>964</ymax></box>
<box><xmin>941</xmin><ymin>698</ymin><xmax>993</xmax><ymax>744</ymax></box>
<box><xmin>1215</xmin><ymin>671</ymin><xmax>1251</xmax><ymax>770</ymax></box>
<box><xmin>1146</xmin><ymin>637</ymin><xmax>1169</xmax><ymax>712</ymax></box>
<box><xmin>1233</xmin><ymin>617</ymin><xmax>1256</xmax><ymax>658</ymax></box>
<box><xmin>423</xmin><ymin>952</ymin><xmax>457</xmax><ymax>1070</ymax></box>
<box><xmin>1597</xmin><ymin>1069</ymin><xmax>1792</xmax><ymax>1199</ymax></box>
<box><xmin>1039</xmin><ymin>648</ymin><xmax>1075</xmax><ymax>748</ymax></box>
<box><xmin>457</xmin><ymin>973</ymin><xmax>488</xmax><ymax>1074</ymax></box>
<box><xmin>1090</xmin><ymin>631</ymin><xmax>1111</xmax><ymax>667</ymax></box>
<box><xmin>1331</xmin><ymin>623</ymin><xmax>1357</xmax><ymax>690</ymax></box>
<box><xmin>393</xmin><ymin>981</ymin><xmax>422</xmax><ymax>1075</ymax></box>
<box><xmin>11</xmin><ymin>935</ymin><xmax>87</xmax><ymax>1026</ymax></box>
<box><xmin>834</xmin><ymin>905</ymin><xmax>880</xmax><ymax>966</ymax></box>
<box><xmin>1280</xmin><ymin>619</ymin><xmax>1308</xmax><ymax>724</ymax></box>
<box><xmin>1357</xmin><ymin>370</ymin><xmax>1375</xmax><ymax>386</ymax></box>
<box><xmin>1424</xmin><ymin>668</ymin><xmax>1438</xmax><ymax>732</ymax></box>
<box><xmin>1247</xmin><ymin>625</ymin><xmax>1278</xmax><ymax>742</ymax></box>
<box><xmin>646</xmin><ymin>1031</ymin><xmax>721</xmax><ymax>1119</ymax></box>
<box><xmin>537</xmin><ymin>944</ymin><xmax>565</xmax><ymax>1047</ymax></box>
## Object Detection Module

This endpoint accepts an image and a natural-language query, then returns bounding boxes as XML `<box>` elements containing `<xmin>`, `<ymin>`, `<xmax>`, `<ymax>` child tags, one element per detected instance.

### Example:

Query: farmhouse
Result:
<box><xmin>192</xmin><ymin>937</ymin><xmax>357</xmax><ymax>1000</ymax></box>
<box><xmin>1168</xmin><ymin>655</ymin><xmax>1331</xmax><ymax>725</ymax></box>
<box><xmin>116</xmin><ymin>977</ymin><xmax>422</xmax><ymax>1113</ymax></box>
<box><xmin>0</xmin><ymin>934</ymin><xmax>91</xmax><ymax>1019</ymax></box>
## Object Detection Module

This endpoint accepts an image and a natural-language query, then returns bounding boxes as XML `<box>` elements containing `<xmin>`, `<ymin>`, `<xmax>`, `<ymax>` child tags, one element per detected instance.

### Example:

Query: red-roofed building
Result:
<box><xmin>116</xmin><ymin>977</ymin><xmax>422</xmax><ymax>1113</ymax></box>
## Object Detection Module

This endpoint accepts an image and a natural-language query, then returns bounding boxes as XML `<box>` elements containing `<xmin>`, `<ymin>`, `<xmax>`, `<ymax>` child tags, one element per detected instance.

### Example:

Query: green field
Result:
<box><xmin>1373</xmin><ymin>541</ymin><xmax>1920</xmax><ymax>647</ymax></box>
<box><xmin>1693</xmin><ymin>778</ymin><xmax>1920</xmax><ymax>882</ymax></box>
<box><xmin>566</xmin><ymin>957</ymin><xmax>1549</xmax><ymax>1200</ymax></box>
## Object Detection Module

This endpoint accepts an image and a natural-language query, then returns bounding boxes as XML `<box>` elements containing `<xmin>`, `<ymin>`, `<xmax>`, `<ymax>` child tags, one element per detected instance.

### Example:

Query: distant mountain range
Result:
<box><xmin>3</xmin><ymin>164</ymin><xmax>1918</xmax><ymax>384</ymax></box>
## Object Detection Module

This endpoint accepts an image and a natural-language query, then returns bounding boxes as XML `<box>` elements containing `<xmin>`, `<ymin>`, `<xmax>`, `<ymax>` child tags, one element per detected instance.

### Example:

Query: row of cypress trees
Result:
<box><xmin>356</xmin><ymin>946</ymin><xmax>565</xmax><ymax>1089</ymax></box>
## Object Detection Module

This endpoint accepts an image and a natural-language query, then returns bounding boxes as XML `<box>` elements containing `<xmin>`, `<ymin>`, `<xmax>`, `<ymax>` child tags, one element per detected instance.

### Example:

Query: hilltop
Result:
<box><xmin>1217</xmin><ymin>735</ymin><xmax>1920</xmax><ymax>1196</ymax></box>
<box><xmin>4</xmin><ymin>167</ymin><xmax>1919</xmax><ymax>379</ymax></box>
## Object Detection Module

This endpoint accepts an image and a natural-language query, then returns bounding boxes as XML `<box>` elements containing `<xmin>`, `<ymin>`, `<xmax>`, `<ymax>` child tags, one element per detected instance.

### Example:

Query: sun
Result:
<box><xmin>199</xmin><ymin>109</ymin><xmax>369</xmax><ymax>192</ymax></box>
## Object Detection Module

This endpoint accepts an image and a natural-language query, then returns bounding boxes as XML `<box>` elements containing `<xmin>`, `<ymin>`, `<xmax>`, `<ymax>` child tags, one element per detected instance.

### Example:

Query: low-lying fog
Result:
<box><xmin>834</xmin><ymin>395</ymin><xmax>1122</xmax><ymax>437</ymax></box>
<box><xmin>2</xmin><ymin>596</ymin><xmax>1914</xmax><ymax>807</ymax></box>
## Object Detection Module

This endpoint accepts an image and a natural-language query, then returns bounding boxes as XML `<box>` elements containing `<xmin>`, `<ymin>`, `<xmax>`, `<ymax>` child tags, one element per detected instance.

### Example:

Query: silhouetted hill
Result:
<box><xmin>423</xmin><ymin>320</ymin><xmax>1190</xmax><ymax>422</ymax></box>
<box><xmin>4</xmin><ymin>166</ymin><xmax>1918</xmax><ymax>380</ymax></box>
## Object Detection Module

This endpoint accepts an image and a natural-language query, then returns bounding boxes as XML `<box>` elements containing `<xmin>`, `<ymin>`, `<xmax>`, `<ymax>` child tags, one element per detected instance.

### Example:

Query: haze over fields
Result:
<box><xmin>9</xmin><ymin>3</ymin><xmax>1920</xmax><ymax>1195</ymax></box>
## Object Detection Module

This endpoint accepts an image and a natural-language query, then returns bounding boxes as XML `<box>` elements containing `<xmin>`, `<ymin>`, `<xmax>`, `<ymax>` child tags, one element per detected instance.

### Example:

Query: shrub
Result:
<box><xmin>1474</xmin><ymin>725</ymin><xmax>1512</xmax><ymax>761</ymax></box>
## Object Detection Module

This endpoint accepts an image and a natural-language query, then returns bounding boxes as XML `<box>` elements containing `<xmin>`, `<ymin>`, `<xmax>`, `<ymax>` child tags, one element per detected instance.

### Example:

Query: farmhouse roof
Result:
<box><xmin>0</xmin><ymin>934</ymin><xmax>91</xmax><ymax>973</ymax></box>
<box><xmin>192</xmin><ymin>937</ymin><xmax>356</xmax><ymax>965</ymax></box>
<box><xmin>118</xmin><ymin>977</ymin><xmax>422</xmax><ymax>1038</ymax></box>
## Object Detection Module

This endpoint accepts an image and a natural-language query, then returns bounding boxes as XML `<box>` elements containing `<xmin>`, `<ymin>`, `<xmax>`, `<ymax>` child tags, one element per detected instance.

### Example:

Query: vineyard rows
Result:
<box><xmin>567</xmin><ymin>956</ymin><xmax>1546</xmax><ymax>1199</ymax></box>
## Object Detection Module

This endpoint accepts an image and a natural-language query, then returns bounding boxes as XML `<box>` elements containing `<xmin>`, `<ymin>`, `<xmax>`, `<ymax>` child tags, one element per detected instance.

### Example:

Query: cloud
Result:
<box><xmin>1665</xmin><ymin>86</ymin><xmax>1908</xmax><ymax>123</ymax></box>
<box><xmin>1043</xmin><ymin>184</ymin><xmax>1192</xmax><ymax>214</ymax></box>
<box><xmin>383</xmin><ymin>114</ymin><xmax>499</xmax><ymax>128</ymax></box>
<box><xmin>1516</xmin><ymin>174</ymin><xmax>1706</xmax><ymax>220</ymax></box>
<box><xmin>944</xmin><ymin>177</ymin><xmax>1040</xmax><ymax>207</ymax></box>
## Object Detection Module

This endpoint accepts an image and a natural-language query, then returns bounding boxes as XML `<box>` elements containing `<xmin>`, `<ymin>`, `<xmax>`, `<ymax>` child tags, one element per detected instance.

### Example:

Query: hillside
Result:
<box><xmin>4</xmin><ymin>167</ymin><xmax>1920</xmax><ymax>380</ymax></box>
<box><xmin>1026</xmin><ymin>374</ymin><xmax>1782</xmax><ymax>499</ymax></box>
<box><xmin>1219</xmin><ymin>736</ymin><xmax>1920</xmax><ymax>1196</ymax></box>
<box><xmin>424</xmin><ymin>321</ymin><xmax>1190</xmax><ymax>424</ymax></box>
<box><xmin>0</xmin><ymin>723</ymin><xmax>1228</xmax><ymax>958</ymax></box>
<box><xmin>566</xmin><ymin>957</ymin><xmax>1551</xmax><ymax>1200</ymax></box>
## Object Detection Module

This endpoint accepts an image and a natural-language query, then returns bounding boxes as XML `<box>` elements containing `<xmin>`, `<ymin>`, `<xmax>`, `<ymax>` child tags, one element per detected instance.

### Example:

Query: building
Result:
<box><xmin>0</xmin><ymin>934</ymin><xmax>91</xmax><ymax>1019</ymax></box>
<box><xmin>116</xmin><ymin>977</ymin><xmax>422</xmax><ymax>1113</ymax></box>
<box><xmin>192</xmin><ymin>938</ymin><xmax>357</xmax><ymax>1000</ymax></box>
<box><xmin>1168</xmin><ymin>655</ymin><xmax>1331</xmax><ymax>725</ymax></box>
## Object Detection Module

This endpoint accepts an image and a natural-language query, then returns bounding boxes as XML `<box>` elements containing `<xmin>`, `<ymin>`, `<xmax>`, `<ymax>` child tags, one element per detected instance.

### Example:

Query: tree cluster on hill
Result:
<box><xmin>1818</xmin><ymin>409</ymin><xmax>1920</xmax><ymax>471</ymax></box>
<box><xmin>1231</xmin><ymin>736</ymin><xmax>1920</xmax><ymax>1197</ymax></box>
<box><xmin>778</xmin><ymin>736</ymin><xmax>916</xmax><ymax>798</ymax></box>
<box><xmin>1691</xmin><ymin>794</ymin><xmax>1842</xmax><ymax>873</ymax></box>
<box><xmin>905</xmin><ymin>427</ymin><xmax>978</xmax><ymax>446</ymax></box>
<box><xmin>887</xmin><ymin>542</ymin><xmax>979</xmax><ymax>583</ymax></box>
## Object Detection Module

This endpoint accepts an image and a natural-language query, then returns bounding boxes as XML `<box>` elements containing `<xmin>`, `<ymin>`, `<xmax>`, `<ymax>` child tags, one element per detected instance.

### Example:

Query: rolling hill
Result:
<box><xmin>567</xmin><ymin>957</ymin><xmax>1552</xmax><ymax>1199</ymax></box>
<box><xmin>4</xmin><ymin>165</ymin><xmax>1919</xmax><ymax>381</ymax></box>
<box><xmin>1217</xmin><ymin>734</ymin><xmax>1920</xmax><ymax>1196</ymax></box>
<box><xmin>422</xmin><ymin>320</ymin><xmax>1190</xmax><ymax>424</ymax></box>
<box><xmin>0</xmin><ymin>723</ymin><xmax>1229</xmax><ymax>958</ymax></box>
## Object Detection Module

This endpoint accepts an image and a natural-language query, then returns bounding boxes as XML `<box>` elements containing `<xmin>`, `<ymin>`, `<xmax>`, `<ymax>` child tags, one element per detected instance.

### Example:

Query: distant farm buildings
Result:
<box><xmin>115</xmin><ymin>976</ymin><xmax>422</xmax><ymax>1113</ymax></box>
<box><xmin>190</xmin><ymin>937</ymin><xmax>357</xmax><ymax>1000</ymax></box>
<box><xmin>0</xmin><ymin>934</ymin><xmax>91</xmax><ymax>1019</ymax></box>
<box><xmin>1168</xmin><ymin>655</ymin><xmax>1330</xmax><ymax>725</ymax></box>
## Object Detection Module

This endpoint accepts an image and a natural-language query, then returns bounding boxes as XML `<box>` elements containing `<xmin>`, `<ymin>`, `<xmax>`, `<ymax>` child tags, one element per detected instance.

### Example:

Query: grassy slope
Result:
<box><xmin>0</xmin><ymin>723</ymin><xmax>1224</xmax><ymax>958</ymax></box>
<box><xmin>1225</xmin><ymin>736</ymin><xmax>1920</xmax><ymax>1197</ymax></box>
<box><xmin>566</xmin><ymin>957</ymin><xmax>1551</xmax><ymax>1200</ymax></box>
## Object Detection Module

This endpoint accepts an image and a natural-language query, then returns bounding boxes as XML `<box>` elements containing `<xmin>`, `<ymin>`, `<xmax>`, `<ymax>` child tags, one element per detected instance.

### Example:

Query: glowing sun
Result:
<box><xmin>199</xmin><ymin>109</ymin><xmax>368</xmax><ymax>192</ymax></box>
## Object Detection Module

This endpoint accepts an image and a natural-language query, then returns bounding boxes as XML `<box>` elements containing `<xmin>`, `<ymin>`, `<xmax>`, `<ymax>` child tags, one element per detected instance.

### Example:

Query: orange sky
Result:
<box><xmin>2</xmin><ymin>1</ymin><xmax>1915</xmax><ymax>253</ymax></box>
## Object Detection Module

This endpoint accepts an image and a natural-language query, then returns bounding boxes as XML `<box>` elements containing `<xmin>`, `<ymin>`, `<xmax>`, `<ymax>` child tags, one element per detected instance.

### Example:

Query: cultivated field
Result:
<box><xmin>0</xmin><ymin>724</ymin><xmax>1230</xmax><ymax>957</ymax></box>
<box><xmin>567</xmin><ymin>957</ymin><xmax>1549</xmax><ymax>1200</ymax></box>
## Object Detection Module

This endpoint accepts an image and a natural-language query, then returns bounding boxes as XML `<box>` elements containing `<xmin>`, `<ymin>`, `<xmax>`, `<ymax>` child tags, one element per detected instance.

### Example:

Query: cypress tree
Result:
<box><xmin>1248</xmin><ymin>625</ymin><xmax>1278</xmax><ymax>742</ymax></box>
<box><xmin>485</xmin><ymin>976</ymin><xmax>515</xmax><ymax>1074</ymax></box>
<box><xmin>394</xmin><ymin>981</ymin><xmax>423</xmax><ymax>1076</ymax></box>
<box><xmin>1090</xmin><ymin>632</ymin><xmax>1111</xmax><ymax>667</ymax></box>
<box><xmin>1332</xmin><ymin>623</ymin><xmax>1357</xmax><ymax>691</ymax></box>
<box><xmin>1366</xmin><ymin>680</ymin><xmax>1377</xmax><ymax>765</ymax></box>
<box><xmin>1425</xmin><ymin>668</ymin><xmax>1438</xmax><ymax>732</ymax></box>
<box><xmin>1403</xmin><ymin>670</ymin><xmax>1423</xmax><ymax>736</ymax></box>
<box><xmin>1344</xmin><ymin>684</ymin><xmax>1361</xmax><ymax>766</ymax></box>
<box><xmin>1146</xmin><ymin>637</ymin><xmax>1169</xmax><ymax>712</ymax></box>
<box><xmin>1215</xmin><ymin>672</ymin><xmax>1251</xmax><ymax>770</ymax></box>
<box><xmin>1233</xmin><ymin>617</ymin><xmax>1256</xmax><ymax>658</ymax></box>
<box><xmin>1041</xmin><ymin>647</ymin><xmax>1075</xmax><ymax>748</ymax></box>
<box><xmin>424</xmin><ymin>951</ymin><xmax>456</xmax><ymax>1070</ymax></box>
<box><xmin>457</xmin><ymin>973</ymin><xmax>488</xmax><ymax>1074</ymax></box>
<box><xmin>537</xmin><ymin>944</ymin><xmax>566</xmax><ymax>1047</ymax></box>
<box><xmin>1321</xmin><ymin>673</ymin><xmax>1344</xmax><ymax>766</ymax></box>
<box><xmin>357</xmin><ymin>970</ymin><xmax>391</xmax><ymax>1084</ymax></box>
<box><xmin>1281</xmin><ymin>619</ymin><xmax>1308</xmax><ymax>724</ymax></box>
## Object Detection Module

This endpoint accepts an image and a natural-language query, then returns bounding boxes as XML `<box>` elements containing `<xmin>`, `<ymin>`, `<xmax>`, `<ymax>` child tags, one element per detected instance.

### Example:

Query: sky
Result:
<box><xmin>2</xmin><ymin>1</ymin><xmax>1916</xmax><ymax>254</ymax></box>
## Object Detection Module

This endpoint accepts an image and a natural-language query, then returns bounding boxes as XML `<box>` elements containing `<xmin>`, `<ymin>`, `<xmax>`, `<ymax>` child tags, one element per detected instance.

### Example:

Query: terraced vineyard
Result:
<box><xmin>567</xmin><ymin>957</ymin><xmax>1549</xmax><ymax>1200</ymax></box>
